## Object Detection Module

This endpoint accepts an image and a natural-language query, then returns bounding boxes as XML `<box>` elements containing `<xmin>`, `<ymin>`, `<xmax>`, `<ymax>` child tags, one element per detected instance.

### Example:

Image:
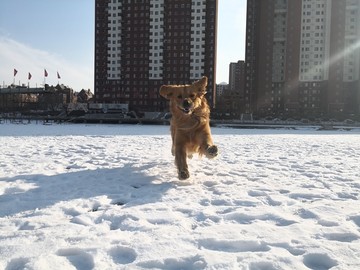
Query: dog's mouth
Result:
<box><xmin>178</xmin><ymin>106</ymin><xmax>193</xmax><ymax>115</ymax></box>
<box><xmin>181</xmin><ymin>108</ymin><xmax>192</xmax><ymax>114</ymax></box>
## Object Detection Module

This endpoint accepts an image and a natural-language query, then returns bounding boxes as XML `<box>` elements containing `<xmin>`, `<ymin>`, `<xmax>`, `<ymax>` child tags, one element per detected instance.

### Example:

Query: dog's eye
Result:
<box><xmin>177</xmin><ymin>95</ymin><xmax>182</xmax><ymax>99</ymax></box>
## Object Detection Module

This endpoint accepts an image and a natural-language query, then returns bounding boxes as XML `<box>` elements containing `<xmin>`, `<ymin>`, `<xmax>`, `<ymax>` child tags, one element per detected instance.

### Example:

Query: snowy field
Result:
<box><xmin>0</xmin><ymin>123</ymin><xmax>359</xmax><ymax>270</ymax></box>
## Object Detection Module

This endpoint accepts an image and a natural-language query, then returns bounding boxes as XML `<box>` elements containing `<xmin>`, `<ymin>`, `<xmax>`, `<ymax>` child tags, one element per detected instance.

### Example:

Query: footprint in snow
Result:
<box><xmin>337</xmin><ymin>192</ymin><xmax>358</xmax><ymax>200</ymax></box>
<box><xmin>198</xmin><ymin>238</ymin><xmax>270</xmax><ymax>253</ymax></box>
<box><xmin>349</xmin><ymin>215</ymin><xmax>360</xmax><ymax>228</ymax></box>
<box><xmin>5</xmin><ymin>258</ymin><xmax>30</xmax><ymax>270</ymax></box>
<box><xmin>57</xmin><ymin>248</ymin><xmax>94</xmax><ymax>270</ymax></box>
<box><xmin>303</xmin><ymin>253</ymin><xmax>338</xmax><ymax>270</ymax></box>
<box><xmin>248</xmin><ymin>261</ymin><xmax>278</xmax><ymax>270</ymax></box>
<box><xmin>109</xmin><ymin>246</ymin><xmax>137</xmax><ymax>265</ymax></box>
<box><xmin>296</xmin><ymin>208</ymin><xmax>318</xmax><ymax>219</ymax></box>
<box><xmin>317</xmin><ymin>219</ymin><xmax>339</xmax><ymax>227</ymax></box>
<box><xmin>137</xmin><ymin>255</ymin><xmax>206</xmax><ymax>269</ymax></box>
<box><xmin>202</xmin><ymin>180</ymin><xmax>217</xmax><ymax>187</ymax></box>
<box><xmin>248</xmin><ymin>190</ymin><xmax>268</xmax><ymax>197</ymax></box>
<box><xmin>321</xmin><ymin>232</ymin><xmax>360</xmax><ymax>243</ymax></box>
<box><xmin>225</xmin><ymin>212</ymin><xmax>296</xmax><ymax>226</ymax></box>
<box><xmin>247</xmin><ymin>190</ymin><xmax>282</xmax><ymax>206</ymax></box>
<box><xmin>269</xmin><ymin>242</ymin><xmax>306</xmax><ymax>256</ymax></box>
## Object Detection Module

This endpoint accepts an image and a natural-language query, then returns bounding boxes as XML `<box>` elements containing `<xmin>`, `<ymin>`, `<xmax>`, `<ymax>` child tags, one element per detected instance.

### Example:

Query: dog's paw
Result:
<box><xmin>206</xmin><ymin>145</ymin><xmax>218</xmax><ymax>159</ymax></box>
<box><xmin>178</xmin><ymin>169</ymin><xmax>190</xmax><ymax>180</ymax></box>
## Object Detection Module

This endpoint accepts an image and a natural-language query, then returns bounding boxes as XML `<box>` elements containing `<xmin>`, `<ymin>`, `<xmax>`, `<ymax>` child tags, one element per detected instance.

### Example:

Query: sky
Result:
<box><xmin>0</xmin><ymin>0</ymin><xmax>246</xmax><ymax>91</ymax></box>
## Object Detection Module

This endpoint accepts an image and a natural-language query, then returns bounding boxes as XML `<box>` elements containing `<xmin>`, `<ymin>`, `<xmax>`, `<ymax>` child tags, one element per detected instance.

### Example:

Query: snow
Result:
<box><xmin>0</xmin><ymin>122</ymin><xmax>359</xmax><ymax>270</ymax></box>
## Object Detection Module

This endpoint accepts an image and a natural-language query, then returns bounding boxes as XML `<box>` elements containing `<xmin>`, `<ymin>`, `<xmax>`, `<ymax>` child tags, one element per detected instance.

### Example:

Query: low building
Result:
<box><xmin>0</xmin><ymin>84</ymin><xmax>78</xmax><ymax>114</ymax></box>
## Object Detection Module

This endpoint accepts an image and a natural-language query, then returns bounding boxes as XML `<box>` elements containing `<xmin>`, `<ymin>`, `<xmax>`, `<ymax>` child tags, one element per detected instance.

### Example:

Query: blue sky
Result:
<box><xmin>0</xmin><ymin>0</ymin><xmax>246</xmax><ymax>91</ymax></box>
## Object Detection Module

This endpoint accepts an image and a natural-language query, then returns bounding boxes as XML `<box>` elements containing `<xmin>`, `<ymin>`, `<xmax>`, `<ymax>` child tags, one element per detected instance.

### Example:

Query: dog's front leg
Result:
<box><xmin>175</xmin><ymin>146</ymin><xmax>189</xmax><ymax>180</ymax></box>
<box><xmin>199</xmin><ymin>132</ymin><xmax>218</xmax><ymax>159</ymax></box>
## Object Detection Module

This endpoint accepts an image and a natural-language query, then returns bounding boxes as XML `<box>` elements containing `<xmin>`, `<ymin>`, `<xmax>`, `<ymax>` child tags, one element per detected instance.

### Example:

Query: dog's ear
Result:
<box><xmin>194</xmin><ymin>76</ymin><xmax>208</xmax><ymax>96</ymax></box>
<box><xmin>159</xmin><ymin>85</ymin><xmax>175</xmax><ymax>99</ymax></box>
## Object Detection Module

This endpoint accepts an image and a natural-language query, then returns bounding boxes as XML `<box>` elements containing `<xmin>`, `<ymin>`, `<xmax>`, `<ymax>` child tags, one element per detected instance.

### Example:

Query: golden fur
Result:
<box><xmin>160</xmin><ymin>76</ymin><xmax>218</xmax><ymax>180</ymax></box>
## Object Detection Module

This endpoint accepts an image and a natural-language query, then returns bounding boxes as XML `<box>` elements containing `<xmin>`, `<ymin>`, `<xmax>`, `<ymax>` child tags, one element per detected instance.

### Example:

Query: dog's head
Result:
<box><xmin>159</xmin><ymin>76</ymin><xmax>208</xmax><ymax>115</ymax></box>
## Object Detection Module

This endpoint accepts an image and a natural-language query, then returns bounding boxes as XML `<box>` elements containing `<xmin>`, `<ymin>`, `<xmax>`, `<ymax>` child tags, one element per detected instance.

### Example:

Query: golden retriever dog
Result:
<box><xmin>160</xmin><ymin>76</ymin><xmax>218</xmax><ymax>180</ymax></box>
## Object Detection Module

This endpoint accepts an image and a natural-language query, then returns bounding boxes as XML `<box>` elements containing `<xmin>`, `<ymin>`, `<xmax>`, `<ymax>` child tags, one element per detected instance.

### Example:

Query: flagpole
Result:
<box><xmin>13</xmin><ymin>68</ymin><xmax>17</xmax><ymax>85</ymax></box>
<box><xmin>44</xmin><ymin>69</ymin><xmax>48</xmax><ymax>87</ymax></box>
<box><xmin>28</xmin><ymin>72</ymin><xmax>32</xmax><ymax>88</ymax></box>
<box><xmin>57</xmin><ymin>71</ymin><xmax>61</xmax><ymax>85</ymax></box>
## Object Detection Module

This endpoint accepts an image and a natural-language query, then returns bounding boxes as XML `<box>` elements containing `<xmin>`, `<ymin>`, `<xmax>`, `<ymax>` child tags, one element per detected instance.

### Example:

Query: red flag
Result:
<box><xmin>14</xmin><ymin>69</ymin><xmax>18</xmax><ymax>77</ymax></box>
<box><xmin>28</xmin><ymin>72</ymin><xmax>32</xmax><ymax>80</ymax></box>
<box><xmin>57</xmin><ymin>71</ymin><xmax>61</xmax><ymax>79</ymax></box>
<box><xmin>44</xmin><ymin>69</ymin><xmax>48</xmax><ymax>77</ymax></box>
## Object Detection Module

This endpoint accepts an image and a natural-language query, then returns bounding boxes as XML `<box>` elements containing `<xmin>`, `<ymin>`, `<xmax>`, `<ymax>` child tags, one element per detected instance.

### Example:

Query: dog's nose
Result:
<box><xmin>183</xmin><ymin>99</ymin><xmax>191</xmax><ymax>108</ymax></box>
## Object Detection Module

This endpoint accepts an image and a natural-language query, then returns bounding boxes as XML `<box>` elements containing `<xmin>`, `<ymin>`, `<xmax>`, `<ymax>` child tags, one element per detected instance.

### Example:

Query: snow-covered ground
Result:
<box><xmin>0</xmin><ymin>123</ymin><xmax>359</xmax><ymax>270</ymax></box>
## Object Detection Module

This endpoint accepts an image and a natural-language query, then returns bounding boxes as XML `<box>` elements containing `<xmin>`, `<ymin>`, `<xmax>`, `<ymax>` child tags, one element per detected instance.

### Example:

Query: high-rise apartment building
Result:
<box><xmin>229</xmin><ymin>60</ymin><xmax>245</xmax><ymax>96</ymax></box>
<box><xmin>94</xmin><ymin>0</ymin><xmax>217</xmax><ymax>113</ymax></box>
<box><xmin>245</xmin><ymin>0</ymin><xmax>360</xmax><ymax>117</ymax></box>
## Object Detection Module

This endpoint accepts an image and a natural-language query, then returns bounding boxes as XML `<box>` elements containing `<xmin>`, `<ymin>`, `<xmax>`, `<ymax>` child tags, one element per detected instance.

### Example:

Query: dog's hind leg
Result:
<box><xmin>171</xmin><ymin>144</ymin><xmax>175</xmax><ymax>156</ymax></box>
<box><xmin>171</xmin><ymin>125</ymin><xmax>175</xmax><ymax>156</ymax></box>
<box><xmin>175</xmin><ymin>147</ymin><xmax>190</xmax><ymax>180</ymax></box>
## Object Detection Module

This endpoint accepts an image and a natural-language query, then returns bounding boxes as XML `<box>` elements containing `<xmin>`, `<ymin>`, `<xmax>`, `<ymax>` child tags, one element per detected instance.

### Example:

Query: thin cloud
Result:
<box><xmin>0</xmin><ymin>36</ymin><xmax>93</xmax><ymax>91</ymax></box>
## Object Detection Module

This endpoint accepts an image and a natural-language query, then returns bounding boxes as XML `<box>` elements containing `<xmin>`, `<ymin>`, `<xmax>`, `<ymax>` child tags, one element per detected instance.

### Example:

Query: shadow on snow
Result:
<box><xmin>0</xmin><ymin>162</ymin><xmax>174</xmax><ymax>217</ymax></box>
